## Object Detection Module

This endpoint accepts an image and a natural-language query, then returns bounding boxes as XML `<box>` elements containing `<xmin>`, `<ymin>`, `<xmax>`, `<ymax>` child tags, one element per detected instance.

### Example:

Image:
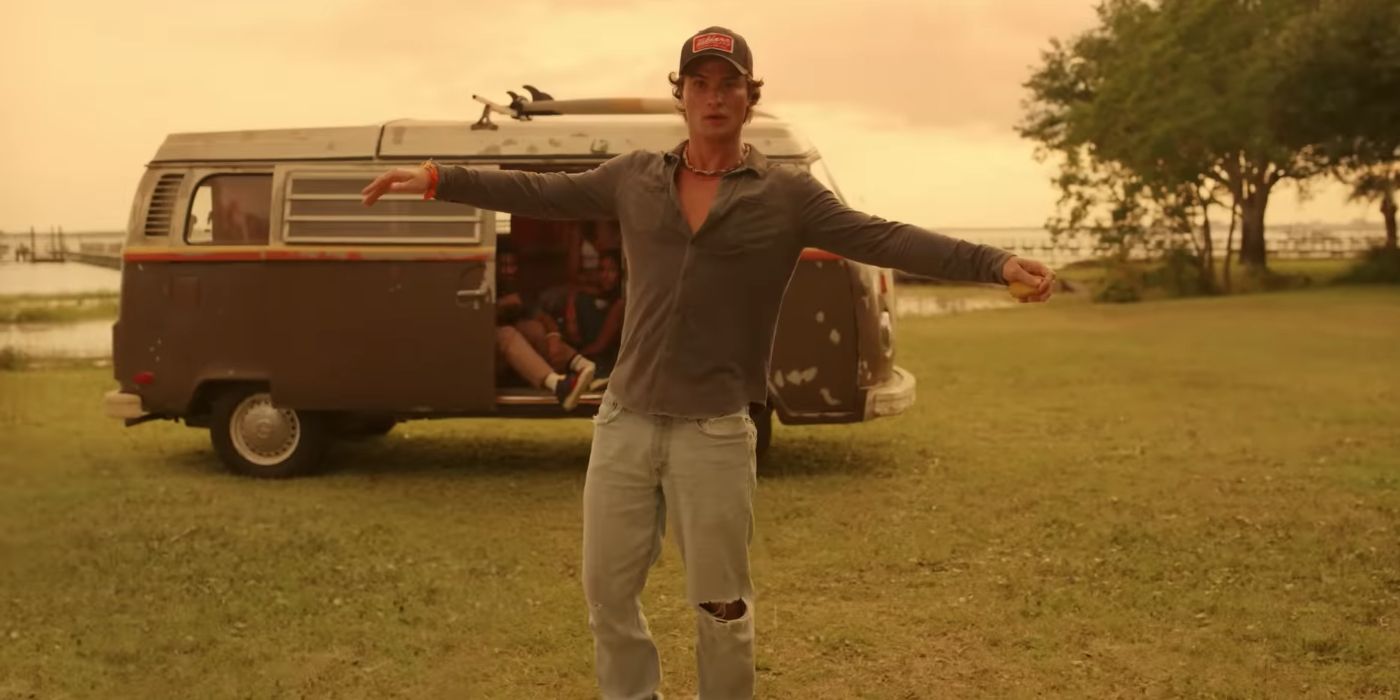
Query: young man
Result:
<box><xmin>363</xmin><ymin>26</ymin><xmax>1055</xmax><ymax>699</ymax></box>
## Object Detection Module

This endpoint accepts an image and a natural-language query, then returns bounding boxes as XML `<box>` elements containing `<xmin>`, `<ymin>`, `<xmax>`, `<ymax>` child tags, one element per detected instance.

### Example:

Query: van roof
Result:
<box><xmin>152</xmin><ymin>112</ymin><xmax>818</xmax><ymax>164</ymax></box>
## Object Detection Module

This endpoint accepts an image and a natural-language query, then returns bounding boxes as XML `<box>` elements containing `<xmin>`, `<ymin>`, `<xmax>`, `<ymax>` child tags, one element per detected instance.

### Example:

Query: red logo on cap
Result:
<box><xmin>692</xmin><ymin>33</ymin><xmax>735</xmax><ymax>54</ymax></box>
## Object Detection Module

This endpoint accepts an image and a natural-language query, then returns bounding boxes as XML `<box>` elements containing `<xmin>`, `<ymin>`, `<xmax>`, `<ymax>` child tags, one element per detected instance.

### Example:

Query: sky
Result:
<box><xmin>0</xmin><ymin>0</ymin><xmax>1380</xmax><ymax>234</ymax></box>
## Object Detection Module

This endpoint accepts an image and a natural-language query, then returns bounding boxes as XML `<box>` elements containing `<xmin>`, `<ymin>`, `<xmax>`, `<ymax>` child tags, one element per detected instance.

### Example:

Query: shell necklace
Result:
<box><xmin>683</xmin><ymin>142</ymin><xmax>751</xmax><ymax>177</ymax></box>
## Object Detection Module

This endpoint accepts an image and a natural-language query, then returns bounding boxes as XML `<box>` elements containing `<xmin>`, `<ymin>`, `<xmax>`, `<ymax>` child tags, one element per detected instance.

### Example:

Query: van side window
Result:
<box><xmin>186</xmin><ymin>175</ymin><xmax>273</xmax><ymax>245</ymax></box>
<box><xmin>283</xmin><ymin>172</ymin><xmax>483</xmax><ymax>244</ymax></box>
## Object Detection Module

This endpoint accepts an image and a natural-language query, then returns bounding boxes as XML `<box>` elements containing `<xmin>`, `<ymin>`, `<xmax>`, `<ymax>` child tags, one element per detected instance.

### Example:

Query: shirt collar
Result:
<box><xmin>664</xmin><ymin>140</ymin><xmax>769</xmax><ymax>177</ymax></box>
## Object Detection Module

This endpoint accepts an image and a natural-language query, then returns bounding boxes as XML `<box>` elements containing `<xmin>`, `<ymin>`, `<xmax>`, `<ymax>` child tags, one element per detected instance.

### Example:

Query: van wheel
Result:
<box><xmin>750</xmin><ymin>403</ymin><xmax>773</xmax><ymax>463</ymax></box>
<box><xmin>210</xmin><ymin>388</ymin><xmax>329</xmax><ymax>478</ymax></box>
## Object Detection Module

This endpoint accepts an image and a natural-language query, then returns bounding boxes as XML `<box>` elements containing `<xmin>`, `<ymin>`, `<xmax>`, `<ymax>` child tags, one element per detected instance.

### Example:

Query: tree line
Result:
<box><xmin>1019</xmin><ymin>0</ymin><xmax>1398</xmax><ymax>292</ymax></box>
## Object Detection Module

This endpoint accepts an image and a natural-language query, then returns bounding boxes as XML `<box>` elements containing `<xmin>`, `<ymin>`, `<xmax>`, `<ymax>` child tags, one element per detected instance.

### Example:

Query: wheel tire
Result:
<box><xmin>209</xmin><ymin>387</ymin><xmax>330</xmax><ymax>478</ymax></box>
<box><xmin>750</xmin><ymin>402</ymin><xmax>773</xmax><ymax>464</ymax></box>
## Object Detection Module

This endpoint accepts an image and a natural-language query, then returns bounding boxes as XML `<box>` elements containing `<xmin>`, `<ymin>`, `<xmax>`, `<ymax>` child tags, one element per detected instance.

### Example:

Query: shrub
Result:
<box><xmin>0</xmin><ymin>346</ymin><xmax>28</xmax><ymax>371</ymax></box>
<box><xmin>1336</xmin><ymin>247</ymin><xmax>1400</xmax><ymax>285</ymax></box>
<box><xmin>1142</xmin><ymin>247</ymin><xmax>1215</xmax><ymax>298</ymax></box>
<box><xmin>1093</xmin><ymin>263</ymin><xmax>1144</xmax><ymax>303</ymax></box>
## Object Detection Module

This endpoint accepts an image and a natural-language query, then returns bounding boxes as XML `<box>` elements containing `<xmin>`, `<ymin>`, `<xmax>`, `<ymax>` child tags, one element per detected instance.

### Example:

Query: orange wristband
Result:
<box><xmin>422</xmin><ymin>160</ymin><xmax>440</xmax><ymax>200</ymax></box>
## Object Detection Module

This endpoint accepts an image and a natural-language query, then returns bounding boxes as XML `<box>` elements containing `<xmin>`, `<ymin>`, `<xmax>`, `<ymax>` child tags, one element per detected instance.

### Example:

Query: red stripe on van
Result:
<box><xmin>123</xmin><ymin>251</ymin><xmax>491</xmax><ymax>263</ymax></box>
<box><xmin>124</xmin><ymin>251</ymin><xmax>263</xmax><ymax>262</ymax></box>
<box><xmin>799</xmin><ymin>249</ymin><xmax>845</xmax><ymax>262</ymax></box>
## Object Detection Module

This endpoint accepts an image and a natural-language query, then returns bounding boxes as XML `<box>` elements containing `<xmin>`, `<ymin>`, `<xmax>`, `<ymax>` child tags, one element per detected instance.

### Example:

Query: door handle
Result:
<box><xmin>453</xmin><ymin>278</ymin><xmax>492</xmax><ymax>301</ymax></box>
<box><xmin>455</xmin><ymin>278</ymin><xmax>492</xmax><ymax>306</ymax></box>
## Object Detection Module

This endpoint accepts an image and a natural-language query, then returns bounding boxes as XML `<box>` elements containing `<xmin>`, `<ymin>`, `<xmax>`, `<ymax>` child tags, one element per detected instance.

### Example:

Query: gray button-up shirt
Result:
<box><xmin>437</xmin><ymin>143</ymin><xmax>1013</xmax><ymax>418</ymax></box>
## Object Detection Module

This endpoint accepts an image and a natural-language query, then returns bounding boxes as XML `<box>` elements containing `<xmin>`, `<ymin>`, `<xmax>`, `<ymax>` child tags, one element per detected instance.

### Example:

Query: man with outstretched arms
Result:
<box><xmin>363</xmin><ymin>25</ymin><xmax>1055</xmax><ymax>700</ymax></box>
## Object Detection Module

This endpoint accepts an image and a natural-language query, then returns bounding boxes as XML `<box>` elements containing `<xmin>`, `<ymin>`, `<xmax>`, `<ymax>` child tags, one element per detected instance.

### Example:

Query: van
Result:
<box><xmin>103</xmin><ymin>95</ymin><xmax>915</xmax><ymax>477</ymax></box>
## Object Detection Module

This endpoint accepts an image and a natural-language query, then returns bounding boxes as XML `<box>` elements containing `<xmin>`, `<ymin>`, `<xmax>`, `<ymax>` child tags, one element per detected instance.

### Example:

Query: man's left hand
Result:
<box><xmin>1002</xmin><ymin>256</ymin><xmax>1056</xmax><ymax>303</ymax></box>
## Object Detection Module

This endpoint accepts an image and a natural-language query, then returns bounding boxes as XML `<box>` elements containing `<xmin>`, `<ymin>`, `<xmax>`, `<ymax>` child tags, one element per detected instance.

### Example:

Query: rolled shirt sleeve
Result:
<box><xmin>793</xmin><ymin>169</ymin><xmax>1014</xmax><ymax>284</ymax></box>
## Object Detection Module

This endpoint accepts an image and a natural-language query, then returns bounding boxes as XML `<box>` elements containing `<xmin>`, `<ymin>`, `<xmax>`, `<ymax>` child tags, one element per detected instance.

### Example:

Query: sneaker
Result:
<box><xmin>555</xmin><ymin>364</ymin><xmax>595</xmax><ymax>411</ymax></box>
<box><xmin>571</xmin><ymin>354</ymin><xmax>597</xmax><ymax>376</ymax></box>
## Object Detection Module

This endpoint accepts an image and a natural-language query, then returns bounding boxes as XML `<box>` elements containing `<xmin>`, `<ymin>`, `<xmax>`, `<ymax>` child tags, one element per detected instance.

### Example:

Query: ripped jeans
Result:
<box><xmin>582</xmin><ymin>391</ymin><xmax>758</xmax><ymax>700</ymax></box>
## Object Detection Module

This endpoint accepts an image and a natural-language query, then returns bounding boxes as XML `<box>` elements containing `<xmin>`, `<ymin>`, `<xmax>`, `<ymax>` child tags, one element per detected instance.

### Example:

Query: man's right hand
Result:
<box><xmin>360</xmin><ymin>166</ymin><xmax>431</xmax><ymax>206</ymax></box>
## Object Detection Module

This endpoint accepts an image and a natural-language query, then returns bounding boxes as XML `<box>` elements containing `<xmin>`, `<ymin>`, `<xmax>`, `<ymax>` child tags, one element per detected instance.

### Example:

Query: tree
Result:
<box><xmin>1021</xmin><ymin>0</ymin><xmax>1329</xmax><ymax>274</ymax></box>
<box><xmin>1348</xmin><ymin>169</ymin><xmax>1398</xmax><ymax>249</ymax></box>
<box><xmin>1274</xmin><ymin>0</ymin><xmax>1400</xmax><ymax>250</ymax></box>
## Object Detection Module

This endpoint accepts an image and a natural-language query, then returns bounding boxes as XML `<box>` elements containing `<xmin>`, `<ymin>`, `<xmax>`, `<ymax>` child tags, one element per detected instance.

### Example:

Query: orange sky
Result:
<box><xmin>0</xmin><ymin>0</ymin><xmax>1378</xmax><ymax>233</ymax></box>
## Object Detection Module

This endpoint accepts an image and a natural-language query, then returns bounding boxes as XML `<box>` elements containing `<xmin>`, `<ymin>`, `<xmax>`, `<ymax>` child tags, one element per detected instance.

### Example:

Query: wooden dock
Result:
<box><xmin>66</xmin><ymin>251</ymin><xmax>122</xmax><ymax>270</ymax></box>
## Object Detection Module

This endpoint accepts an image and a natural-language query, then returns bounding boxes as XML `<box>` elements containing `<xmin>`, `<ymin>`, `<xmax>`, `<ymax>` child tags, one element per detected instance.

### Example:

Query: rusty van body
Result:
<box><xmin>103</xmin><ymin>97</ymin><xmax>915</xmax><ymax>477</ymax></box>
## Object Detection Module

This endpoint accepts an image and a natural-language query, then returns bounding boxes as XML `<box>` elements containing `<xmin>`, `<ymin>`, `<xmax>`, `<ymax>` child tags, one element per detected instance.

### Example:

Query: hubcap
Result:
<box><xmin>229</xmin><ymin>393</ymin><xmax>301</xmax><ymax>466</ymax></box>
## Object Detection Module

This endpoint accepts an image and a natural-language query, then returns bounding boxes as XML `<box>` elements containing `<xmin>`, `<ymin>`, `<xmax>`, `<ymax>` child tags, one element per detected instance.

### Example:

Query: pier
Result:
<box><xmin>2</xmin><ymin>229</ymin><xmax>123</xmax><ymax>269</ymax></box>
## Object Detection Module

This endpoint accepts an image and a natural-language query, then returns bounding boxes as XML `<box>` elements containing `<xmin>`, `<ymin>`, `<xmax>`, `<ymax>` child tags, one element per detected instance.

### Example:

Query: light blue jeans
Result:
<box><xmin>582</xmin><ymin>391</ymin><xmax>758</xmax><ymax>700</ymax></box>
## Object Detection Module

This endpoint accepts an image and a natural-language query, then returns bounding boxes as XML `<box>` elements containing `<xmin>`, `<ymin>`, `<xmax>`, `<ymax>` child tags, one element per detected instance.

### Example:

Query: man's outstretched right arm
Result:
<box><xmin>361</xmin><ymin>151</ymin><xmax>639</xmax><ymax>220</ymax></box>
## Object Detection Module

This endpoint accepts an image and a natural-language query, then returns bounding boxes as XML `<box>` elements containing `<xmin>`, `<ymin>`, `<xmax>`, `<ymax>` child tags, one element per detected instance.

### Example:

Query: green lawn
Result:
<box><xmin>2</xmin><ymin>286</ymin><xmax>1398</xmax><ymax>699</ymax></box>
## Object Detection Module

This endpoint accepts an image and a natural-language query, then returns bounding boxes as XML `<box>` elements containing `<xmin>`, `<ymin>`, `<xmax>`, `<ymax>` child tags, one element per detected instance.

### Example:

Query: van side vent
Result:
<box><xmin>144</xmin><ymin>173</ymin><xmax>184</xmax><ymax>237</ymax></box>
<box><xmin>283</xmin><ymin>172</ymin><xmax>483</xmax><ymax>244</ymax></box>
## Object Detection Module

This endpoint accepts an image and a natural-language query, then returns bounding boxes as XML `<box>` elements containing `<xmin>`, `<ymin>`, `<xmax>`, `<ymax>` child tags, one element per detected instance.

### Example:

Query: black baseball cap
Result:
<box><xmin>679</xmin><ymin>26</ymin><xmax>753</xmax><ymax>77</ymax></box>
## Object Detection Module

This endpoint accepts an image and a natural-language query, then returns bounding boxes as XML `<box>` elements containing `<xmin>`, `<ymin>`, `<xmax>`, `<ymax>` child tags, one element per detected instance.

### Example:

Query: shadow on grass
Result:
<box><xmin>157</xmin><ymin>425</ymin><xmax>894</xmax><ymax>481</ymax></box>
<box><xmin>760</xmin><ymin>432</ymin><xmax>894</xmax><ymax>479</ymax></box>
<box><xmin>153</xmin><ymin>433</ymin><xmax>592</xmax><ymax>480</ymax></box>
<box><xmin>333</xmin><ymin>433</ymin><xmax>594</xmax><ymax>477</ymax></box>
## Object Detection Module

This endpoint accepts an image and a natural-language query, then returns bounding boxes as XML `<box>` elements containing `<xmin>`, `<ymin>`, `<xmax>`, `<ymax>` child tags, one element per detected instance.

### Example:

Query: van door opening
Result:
<box><xmin>492</xmin><ymin>216</ymin><xmax>623</xmax><ymax>410</ymax></box>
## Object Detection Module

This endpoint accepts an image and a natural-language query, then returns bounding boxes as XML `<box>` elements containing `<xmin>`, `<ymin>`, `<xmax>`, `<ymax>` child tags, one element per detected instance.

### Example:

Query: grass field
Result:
<box><xmin>2</xmin><ymin>285</ymin><xmax>1398</xmax><ymax>698</ymax></box>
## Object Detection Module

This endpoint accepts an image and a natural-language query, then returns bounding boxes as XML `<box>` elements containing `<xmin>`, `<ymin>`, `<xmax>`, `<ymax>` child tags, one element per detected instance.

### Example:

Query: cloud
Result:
<box><xmin>0</xmin><ymin>0</ymin><xmax>1374</xmax><ymax>231</ymax></box>
<box><xmin>209</xmin><ymin>0</ymin><xmax>1101</xmax><ymax>130</ymax></box>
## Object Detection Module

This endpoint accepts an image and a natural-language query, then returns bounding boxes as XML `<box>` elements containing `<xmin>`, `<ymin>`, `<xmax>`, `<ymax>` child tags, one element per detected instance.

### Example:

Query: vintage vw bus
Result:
<box><xmin>103</xmin><ymin>95</ymin><xmax>915</xmax><ymax>477</ymax></box>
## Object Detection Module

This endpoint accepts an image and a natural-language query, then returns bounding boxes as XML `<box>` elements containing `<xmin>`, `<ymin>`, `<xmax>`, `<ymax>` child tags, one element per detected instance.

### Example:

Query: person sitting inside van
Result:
<box><xmin>495</xmin><ymin>243</ymin><xmax>596</xmax><ymax>409</ymax></box>
<box><xmin>560</xmin><ymin>249</ymin><xmax>625</xmax><ymax>384</ymax></box>
<box><xmin>567</xmin><ymin>220</ymin><xmax>622</xmax><ymax>295</ymax></box>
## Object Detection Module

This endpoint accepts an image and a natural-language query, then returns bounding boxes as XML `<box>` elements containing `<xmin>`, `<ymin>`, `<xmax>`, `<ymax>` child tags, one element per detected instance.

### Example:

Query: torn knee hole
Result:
<box><xmin>700</xmin><ymin>599</ymin><xmax>747</xmax><ymax>622</ymax></box>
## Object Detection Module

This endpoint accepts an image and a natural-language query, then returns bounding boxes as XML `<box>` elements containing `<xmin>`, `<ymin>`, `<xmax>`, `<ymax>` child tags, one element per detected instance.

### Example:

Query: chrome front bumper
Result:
<box><xmin>864</xmin><ymin>365</ymin><xmax>916</xmax><ymax>420</ymax></box>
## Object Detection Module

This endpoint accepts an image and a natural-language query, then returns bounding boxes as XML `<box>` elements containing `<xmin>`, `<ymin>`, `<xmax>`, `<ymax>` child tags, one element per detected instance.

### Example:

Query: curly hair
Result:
<box><xmin>668</xmin><ymin>69</ymin><xmax>765</xmax><ymax>124</ymax></box>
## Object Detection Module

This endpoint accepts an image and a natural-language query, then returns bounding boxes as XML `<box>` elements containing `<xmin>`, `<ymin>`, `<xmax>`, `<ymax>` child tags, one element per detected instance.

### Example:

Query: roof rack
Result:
<box><xmin>469</xmin><ymin>86</ymin><xmax>772</xmax><ymax>130</ymax></box>
<box><xmin>471</xmin><ymin>87</ymin><xmax>679</xmax><ymax>129</ymax></box>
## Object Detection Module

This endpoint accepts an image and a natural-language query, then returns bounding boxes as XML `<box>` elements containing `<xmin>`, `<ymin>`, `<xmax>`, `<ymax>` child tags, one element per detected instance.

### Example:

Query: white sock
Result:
<box><xmin>569</xmin><ymin>354</ymin><xmax>592</xmax><ymax>372</ymax></box>
<box><xmin>543</xmin><ymin>373</ymin><xmax>563</xmax><ymax>391</ymax></box>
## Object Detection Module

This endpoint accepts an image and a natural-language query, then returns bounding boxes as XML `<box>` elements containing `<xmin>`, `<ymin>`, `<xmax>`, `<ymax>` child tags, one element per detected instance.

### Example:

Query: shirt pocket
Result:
<box><xmin>700</xmin><ymin>194</ymin><xmax>789</xmax><ymax>255</ymax></box>
<box><xmin>618</xmin><ymin>180</ymin><xmax>672</xmax><ymax>224</ymax></box>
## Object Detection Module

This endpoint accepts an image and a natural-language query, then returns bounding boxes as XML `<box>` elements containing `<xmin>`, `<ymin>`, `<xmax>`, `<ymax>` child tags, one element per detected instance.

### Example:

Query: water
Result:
<box><xmin>895</xmin><ymin>295</ymin><xmax>1016</xmax><ymax>317</ymax></box>
<box><xmin>0</xmin><ymin>262</ymin><xmax>120</xmax><ymax>357</ymax></box>
<box><xmin>0</xmin><ymin>262</ymin><xmax>121</xmax><ymax>296</ymax></box>
<box><xmin>944</xmin><ymin>228</ymin><xmax>1085</xmax><ymax>265</ymax></box>
<box><xmin>2</xmin><ymin>319</ymin><xmax>112</xmax><ymax>357</ymax></box>
<box><xmin>945</xmin><ymin>222</ymin><xmax>1388</xmax><ymax>266</ymax></box>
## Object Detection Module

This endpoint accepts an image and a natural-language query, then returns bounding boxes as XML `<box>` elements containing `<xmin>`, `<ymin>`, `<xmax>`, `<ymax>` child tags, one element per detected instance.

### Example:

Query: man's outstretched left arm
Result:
<box><xmin>795</xmin><ymin>170</ymin><xmax>1054</xmax><ymax>301</ymax></box>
